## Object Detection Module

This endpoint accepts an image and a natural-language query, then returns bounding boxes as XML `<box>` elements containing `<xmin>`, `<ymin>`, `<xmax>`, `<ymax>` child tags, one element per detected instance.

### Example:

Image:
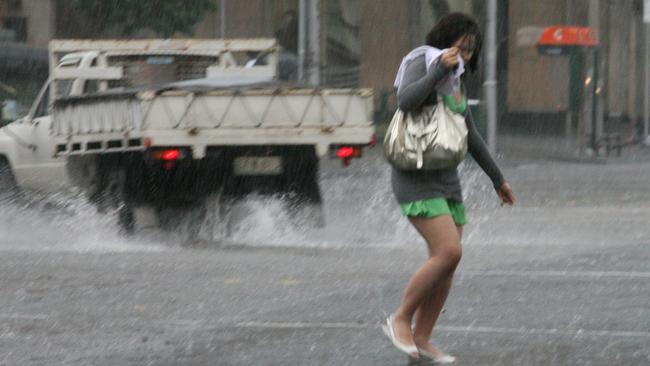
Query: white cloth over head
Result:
<box><xmin>394</xmin><ymin>46</ymin><xmax>464</xmax><ymax>96</ymax></box>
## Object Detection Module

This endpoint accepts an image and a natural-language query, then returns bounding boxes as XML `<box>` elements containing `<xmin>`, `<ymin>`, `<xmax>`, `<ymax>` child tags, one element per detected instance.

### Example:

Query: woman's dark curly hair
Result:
<box><xmin>425</xmin><ymin>12</ymin><xmax>482</xmax><ymax>72</ymax></box>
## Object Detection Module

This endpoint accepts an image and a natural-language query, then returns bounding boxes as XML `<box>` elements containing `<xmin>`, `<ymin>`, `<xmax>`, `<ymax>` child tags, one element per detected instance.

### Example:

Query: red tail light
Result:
<box><xmin>150</xmin><ymin>148</ymin><xmax>186</xmax><ymax>161</ymax></box>
<box><xmin>337</xmin><ymin>146</ymin><xmax>362</xmax><ymax>159</ymax></box>
<box><xmin>336</xmin><ymin>146</ymin><xmax>363</xmax><ymax>167</ymax></box>
<box><xmin>161</xmin><ymin>149</ymin><xmax>180</xmax><ymax>161</ymax></box>
<box><xmin>337</xmin><ymin>146</ymin><xmax>355</xmax><ymax>159</ymax></box>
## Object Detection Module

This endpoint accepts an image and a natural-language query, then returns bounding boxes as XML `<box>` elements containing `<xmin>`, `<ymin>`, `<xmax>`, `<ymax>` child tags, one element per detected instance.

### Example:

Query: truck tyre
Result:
<box><xmin>107</xmin><ymin>170</ymin><xmax>136</xmax><ymax>235</ymax></box>
<box><xmin>0</xmin><ymin>158</ymin><xmax>18</xmax><ymax>203</ymax></box>
<box><xmin>91</xmin><ymin>168</ymin><xmax>136</xmax><ymax>235</ymax></box>
<box><xmin>67</xmin><ymin>156</ymin><xmax>102</xmax><ymax>200</ymax></box>
<box><xmin>157</xmin><ymin>202</ymin><xmax>206</xmax><ymax>240</ymax></box>
<box><xmin>216</xmin><ymin>194</ymin><xmax>237</xmax><ymax>238</ymax></box>
<box><xmin>287</xmin><ymin>170</ymin><xmax>324</xmax><ymax>228</ymax></box>
<box><xmin>282</xmin><ymin>149</ymin><xmax>325</xmax><ymax>228</ymax></box>
<box><xmin>117</xmin><ymin>203</ymin><xmax>135</xmax><ymax>235</ymax></box>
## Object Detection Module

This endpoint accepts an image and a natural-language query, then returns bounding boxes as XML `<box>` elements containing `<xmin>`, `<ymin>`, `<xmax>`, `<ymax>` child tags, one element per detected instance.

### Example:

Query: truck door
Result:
<box><xmin>11</xmin><ymin>81</ymin><xmax>69</xmax><ymax>192</ymax></box>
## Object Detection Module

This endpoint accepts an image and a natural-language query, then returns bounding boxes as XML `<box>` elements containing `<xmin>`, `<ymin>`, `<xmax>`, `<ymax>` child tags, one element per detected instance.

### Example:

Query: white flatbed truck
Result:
<box><xmin>0</xmin><ymin>39</ymin><xmax>375</xmax><ymax>232</ymax></box>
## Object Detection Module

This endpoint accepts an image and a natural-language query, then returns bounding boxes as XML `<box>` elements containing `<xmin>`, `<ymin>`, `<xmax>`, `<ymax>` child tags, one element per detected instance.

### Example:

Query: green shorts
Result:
<box><xmin>400</xmin><ymin>198</ymin><xmax>468</xmax><ymax>225</ymax></box>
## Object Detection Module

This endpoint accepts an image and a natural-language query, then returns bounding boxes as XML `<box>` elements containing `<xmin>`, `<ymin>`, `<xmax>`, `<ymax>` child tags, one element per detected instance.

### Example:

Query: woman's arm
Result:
<box><xmin>466</xmin><ymin>109</ymin><xmax>516</xmax><ymax>206</ymax></box>
<box><xmin>397</xmin><ymin>56</ymin><xmax>451</xmax><ymax>112</ymax></box>
<box><xmin>465</xmin><ymin>108</ymin><xmax>505</xmax><ymax>188</ymax></box>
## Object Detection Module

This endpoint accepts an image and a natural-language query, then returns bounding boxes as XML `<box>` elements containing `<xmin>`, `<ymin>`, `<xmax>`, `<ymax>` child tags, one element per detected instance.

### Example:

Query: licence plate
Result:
<box><xmin>233</xmin><ymin>156</ymin><xmax>283</xmax><ymax>176</ymax></box>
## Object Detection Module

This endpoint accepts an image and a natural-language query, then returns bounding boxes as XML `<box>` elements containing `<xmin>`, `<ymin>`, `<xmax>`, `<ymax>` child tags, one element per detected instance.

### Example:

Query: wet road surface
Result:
<box><xmin>1</xmin><ymin>146</ymin><xmax>649</xmax><ymax>365</ymax></box>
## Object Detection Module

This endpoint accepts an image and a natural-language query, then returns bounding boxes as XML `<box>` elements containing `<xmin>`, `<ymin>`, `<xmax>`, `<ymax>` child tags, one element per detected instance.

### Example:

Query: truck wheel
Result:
<box><xmin>157</xmin><ymin>202</ymin><xmax>206</xmax><ymax>240</ymax></box>
<box><xmin>107</xmin><ymin>170</ymin><xmax>136</xmax><ymax>235</ymax></box>
<box><xmin>91</xmin><ymin>168</ymin><xmax>136</xmax><ymax>235</ymax></box>
<box><xmin>67</xmin><ymin>156</ymin><xmax>101</xmax><ymax>200</ymax></box>
<box><xmin>289</xmin><ymin>183</ymin><xmax>325</xmax><ymax>228</ymax></box>
<box><xmin>217</xmin><ymin>194</ymin><xmax>239</xmax><ymax>238</ymax></box>
<box><xmin>283</xmin><ymin>150</ymin><xmax>325</xmax><ymax>228</ymax></box>
<box><xmin>117</xmin><ymin>203</ymin><xmax>135</xmax><ymax>235</ymax></box>
<box><xmin>0</xmin><ymin>158</ymin><xmax>18</xmax><ymax>203</ymax></box>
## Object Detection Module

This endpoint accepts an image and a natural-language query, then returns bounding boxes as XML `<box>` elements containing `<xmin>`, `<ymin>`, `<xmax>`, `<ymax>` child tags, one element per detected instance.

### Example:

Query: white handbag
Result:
<box><xmin>383</xmin><ymin>99</ymin><xmax>468</xmax><ymax>170</ymax></box>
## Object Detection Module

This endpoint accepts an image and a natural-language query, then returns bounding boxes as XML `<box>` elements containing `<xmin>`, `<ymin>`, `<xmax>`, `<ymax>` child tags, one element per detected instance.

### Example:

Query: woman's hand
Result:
<box><xmin>440</xmin><ymin>47</ymin><xmax>460</xmax><ymax>69</ymax></box>
<box><xmin>496</xmin><ymin>182</ymin><xmax>515</xmax><ymax>207</ymax></box>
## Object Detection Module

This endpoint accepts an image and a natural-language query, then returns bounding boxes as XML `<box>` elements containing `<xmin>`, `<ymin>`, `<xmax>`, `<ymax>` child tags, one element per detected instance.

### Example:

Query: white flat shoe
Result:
<box><xmin>417</xmin><ymin>348</ymin><xmax>457</xmax><ymax>364</ymax></box>
<box><xmin>381</xmin><ymin>315</ymin><xmax>419</xmax><ymax>359</ymax></box>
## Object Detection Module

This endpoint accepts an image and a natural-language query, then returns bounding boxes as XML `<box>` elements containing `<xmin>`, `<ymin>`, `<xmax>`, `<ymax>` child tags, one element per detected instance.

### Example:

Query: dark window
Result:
<box><xmin>56</xmin><ymin>79</ymin><xmax>74</xmax><ymax>97</ymax></box>
<box><xmin>83</xmin><ymin>80</ymin><xmax>99</xmax><ymax>94</ymax></box>
<box><xmin>8</xmin><ymin>0</ymin><xmax>23</xmax><ymax>11</ymax></box>
<box><xmin>34</xmin><ymin>85</ymin><xmax>50</xmax><ymax>118</ymax></box>
<box><xmin>84</xmin><ymin>58</ymin><xmax>99</xmax><ymax>93</ymax></box>
<box><xmin>3</xmin><ymin>17</ymin><xmax>27</xmax><ymax>42</ymax></box>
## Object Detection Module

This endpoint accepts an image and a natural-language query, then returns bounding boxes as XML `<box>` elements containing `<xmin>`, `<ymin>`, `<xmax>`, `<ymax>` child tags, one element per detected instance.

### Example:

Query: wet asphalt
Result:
<box><xmin>1</xmin><ymin>140</ymin><xmax>649</xmax><ymax>366</ymax></box>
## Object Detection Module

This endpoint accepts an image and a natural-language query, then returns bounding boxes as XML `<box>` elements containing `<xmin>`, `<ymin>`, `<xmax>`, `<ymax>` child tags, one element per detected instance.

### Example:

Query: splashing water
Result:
<box><xmin>0</xmin><ymin>149</ymin><xmax>499</xmax><ymax>252</ymax></box>
<box><xmin>0</xmin><ymin>191</ymin><xmax>165</xmax><ymax>253</ymax></box>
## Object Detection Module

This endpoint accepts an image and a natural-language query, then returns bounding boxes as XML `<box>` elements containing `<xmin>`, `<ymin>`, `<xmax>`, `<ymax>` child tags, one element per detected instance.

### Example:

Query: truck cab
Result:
<box><xmin>0</xmin><ymin>52</ymin><xmax>100</xmax><ymax>193</ymax></box>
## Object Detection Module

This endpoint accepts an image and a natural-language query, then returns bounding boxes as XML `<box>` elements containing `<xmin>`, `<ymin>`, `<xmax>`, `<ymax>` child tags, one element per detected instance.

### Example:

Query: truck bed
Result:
<box><xmin>52</xmin><ymin>80</ymin><xmax>374</xmax><ymax>158</ymax></box>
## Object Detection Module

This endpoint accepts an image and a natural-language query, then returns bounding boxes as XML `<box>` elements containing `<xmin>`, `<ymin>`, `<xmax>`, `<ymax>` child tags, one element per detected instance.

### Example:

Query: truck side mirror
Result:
<box><xmin>1</xmin><ymin>99</ymin><xmax>19</xmax><ymax>127</ymax></box>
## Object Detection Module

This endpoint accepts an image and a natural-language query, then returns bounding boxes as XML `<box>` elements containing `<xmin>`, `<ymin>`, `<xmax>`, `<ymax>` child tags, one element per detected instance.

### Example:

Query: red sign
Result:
<box><xmin>537</xmin><ymin>26</ymin><xmax>599</xmax><ymax>47</ymax></box>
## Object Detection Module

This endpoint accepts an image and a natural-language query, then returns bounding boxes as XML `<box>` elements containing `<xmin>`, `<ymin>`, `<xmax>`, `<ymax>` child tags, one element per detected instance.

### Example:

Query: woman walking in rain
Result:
<box><xmin>382</xmin><ymin>13</ymin><xmax>515</xmax><ymax>363</ymax></box>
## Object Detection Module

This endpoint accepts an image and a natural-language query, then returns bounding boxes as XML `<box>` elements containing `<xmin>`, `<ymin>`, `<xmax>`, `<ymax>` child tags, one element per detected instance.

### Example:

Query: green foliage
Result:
<box><xmin>73</xmin><ymin>0</ymin><xmax>216</xmax><ymax>37</ymax></box>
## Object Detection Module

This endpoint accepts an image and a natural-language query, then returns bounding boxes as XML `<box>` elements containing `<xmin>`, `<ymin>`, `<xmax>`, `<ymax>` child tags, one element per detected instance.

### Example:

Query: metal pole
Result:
<box><xmin>298</xmin><ymin>0</ymin><xmax>307</xmax><ymax>82</ymax></box>
<box><xmin>644</xmin><ymin>25</ymin><xmax>650</xmax><ymax>143</ymax></box>
<box><xmin>589</xmin><ymin>0</ymin><xmax>604</xmax><ymax>148</ymax></box>
<box><xmin>307</xmin><ymin>0</ymin><xmax>321</xmax><ymax>86</ymax></box>
<box><xmin>591</xmin><ymin>50</ymin><xmax>599</xmax><ymax>152</ymax></box>
<box><xmin>484</xmin><ymin>0</ymin><xmax>498</xmax><ymax>154</ymax></box>
<box><xmin>220</xmin><ymin>0</ymin><xmax>226</xmax><ymax>38</ymax></box>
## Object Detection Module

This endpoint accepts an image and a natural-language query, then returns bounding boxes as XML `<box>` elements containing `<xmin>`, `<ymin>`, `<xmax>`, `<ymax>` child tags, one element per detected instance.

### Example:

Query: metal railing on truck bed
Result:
<box><xmin>51</xmin><ymin>85</ymin><xmax>374</xmax><ymax>158</ymax></box>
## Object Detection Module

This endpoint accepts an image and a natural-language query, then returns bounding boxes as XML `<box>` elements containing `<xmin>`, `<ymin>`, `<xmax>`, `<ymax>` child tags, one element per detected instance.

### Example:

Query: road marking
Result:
<box><xmin>0</xmin><ymin>313</ymin><xmax>49</xmax><ymax>320</ymax></box>
<box><xmin>236</xmin><ymin>321</ymin><xmax>650</xmax><ymax>338</ymax></box>
<box><xmin>458</xmin><ymin>269</ymin><xmax>650</xmax><ymax>279</ymax></box>
<box><xmin>279</xmin><ymin>278</ymin><xmax>302</xmax><ymax>286</ymax></box>
<box><xmin>436</xmin><ymin>325</ymin><xmax>650</xmax><ymax>338</ymax></box>
<box><xmin>238</xmin><ymin>321</ymin><xmax>367</xmax><ymax>329</ymax></box>
<box><xmin>3</xmin><ymin>314</ymin><xmax>647</xmax><ymax>339</ymax></box>
<box><xmin>224</xmin><ymin>278</ymin><xmax>242</xmax><ymax>285</ymax></box>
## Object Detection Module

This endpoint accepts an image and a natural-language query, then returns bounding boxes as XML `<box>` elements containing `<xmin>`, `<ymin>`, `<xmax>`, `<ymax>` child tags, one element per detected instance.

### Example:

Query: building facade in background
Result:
<box><xmin>0</xmin><ymin>0</ymin><xmax>55</xmax><ymax>46</ymax></box>
<box><xmin>507</xmin><ymin>0</ymin><xmax>645</xmax><ymax>138</ymax></box>
<box><xmin>1</xmin><ymin>0</ymin><xmax>647</xmax><ymax>138</ymax></box>
<box><xmin>0</xmin><ymin>0</ymin><xmax>52</xmax><ymax>107</ymax></box>
<box><xmin>192</xmin><ymin>0</ymin><xmax>479</xmax><ymax>118</ymax></box>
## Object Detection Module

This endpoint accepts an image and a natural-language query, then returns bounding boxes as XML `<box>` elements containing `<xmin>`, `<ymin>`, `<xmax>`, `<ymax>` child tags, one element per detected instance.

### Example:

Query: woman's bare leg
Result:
<box><xmin>412</xmin><ymin>225</ymin><xmax>463</xmax><ymax>355</ymax></box>
<box><xmin>390</xmin><ymin>216</ymin><xmax>462</xmax><ymax>349</ymax></box>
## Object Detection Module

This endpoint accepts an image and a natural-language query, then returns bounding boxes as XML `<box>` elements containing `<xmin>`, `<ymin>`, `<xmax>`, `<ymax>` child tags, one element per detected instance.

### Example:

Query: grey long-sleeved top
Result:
<box><xmin>391</xmin><ymin>54</ymin><xmax>505</xmax><ymax>204</ymax></box>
